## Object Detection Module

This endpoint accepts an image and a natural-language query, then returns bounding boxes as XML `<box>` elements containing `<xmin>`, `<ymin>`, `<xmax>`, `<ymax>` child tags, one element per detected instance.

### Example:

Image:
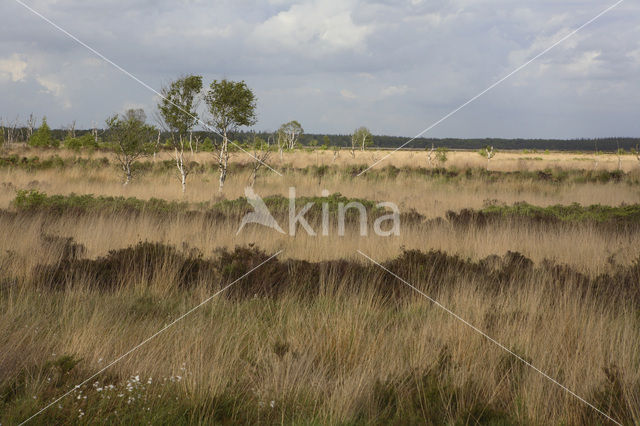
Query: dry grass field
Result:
<box><xmin>1</xmin><ymin>145</ymin><xmax>640</xmax><ymax>424</ymax></box>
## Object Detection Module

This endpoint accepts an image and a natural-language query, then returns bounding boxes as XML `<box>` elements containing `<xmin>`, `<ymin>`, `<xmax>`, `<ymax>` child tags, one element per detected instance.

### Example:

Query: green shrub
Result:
<box><xmin>12</xmin><ymin>190</ymin><xmax>188</xmax><ymax>215</ymax></box>
<box><xmin>481</xmin><ymin>202</ymin><xmax>640</xmax><ymax>224</ymax></box>
<box><xmin>435</xmin><ymin>147</ymin><xmax>448</xmax><ymax>164</ymax></box>
<box><xmin>64</xmin><ymin>133</ymin><xmax>98</xmax><ymax>151</ymax></box>
<box><xmin>29</xmin><ymin>117</ymin><xmax>58</xmax><ymax>148</ymax></box>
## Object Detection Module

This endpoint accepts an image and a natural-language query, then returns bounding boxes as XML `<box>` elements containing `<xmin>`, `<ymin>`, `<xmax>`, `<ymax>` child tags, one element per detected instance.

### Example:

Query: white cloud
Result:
<box><xmin>0</xmin><ymin>54</ymin><xmax>27</xmax><ymax>82</ymax></box>
<box><xmin>35</xmin><ymin>75</ymin><xmax>71</xmax><ymax>109</ymax></box>
<box><xmin>381</xmin><ymin>85</ymin><xmax>409</xmax><ymax>97</ymax></box>
<box><xmin>36</xmin><ymin>75</ymin><xmax>64</xmax><ymax>97</ymax></box>
<box><xmin>252</xmin><ymin>0</ymin><xmax>371</xmax><ymax>54</ymax></box>
<box><xmin>564</xmin><ymin>50</ymin><xmax>602</xmax><ymax>76</ymax></box>
<box><xmin>507</xmin><ymin>27</ymin><xmax>580</xmax><ymax>68</ymax></box>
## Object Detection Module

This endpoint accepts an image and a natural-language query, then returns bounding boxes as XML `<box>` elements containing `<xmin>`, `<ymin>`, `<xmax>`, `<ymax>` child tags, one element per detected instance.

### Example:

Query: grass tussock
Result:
<box><xmin>2</xmin><ymin>242</ymin><xmax>639</xmax><ymax>424</ymax></box>
<box><xmin>21</xmin><ymin>242</ymin><xmax>640</xmax><ymax>310</ymax></box>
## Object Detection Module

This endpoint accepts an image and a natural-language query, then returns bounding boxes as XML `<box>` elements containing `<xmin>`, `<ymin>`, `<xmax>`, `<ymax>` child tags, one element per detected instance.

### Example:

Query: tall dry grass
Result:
<box><xmin>1</xmin><ymin>243</ymin><xmax>638</xmax><ymax>424</ymax></box>
<box><xmin>1</xmin><ymin>211</ymin><xmax>638</xmax><ymax>275</ymax></box>
<box><xmin>1</xmin><ymin>148</ymin><xmax>639</xmax><ymax>424</ymax></box>
<box><xmin>7</xmin><ymin>144</ymin><xmax>640</xmax><ymax>173</ymax></box>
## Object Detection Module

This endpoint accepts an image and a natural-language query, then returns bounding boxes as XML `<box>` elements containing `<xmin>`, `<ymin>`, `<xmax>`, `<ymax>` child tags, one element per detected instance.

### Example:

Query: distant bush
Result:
<box><xmin>435</xmin><ymin>147</ymin><xmax>448</xmax><ymax>165</ymax></box>
<box><xmin>482</xmin><ymin>202</ymin><xmax>640</xmax><ymax>224</ymax></box>
<box><xmin>29</xmin><ymin>117</ymin><xmax>59</xmax><ymax>148</ymax></box>
<box><xmin>64</xmin><ymin>133</ymin><xmax>98</xmax><ymax>151</ymax></box>
<box><xmin>211</xmin><ymin>192</ymin><xmax>384</xmax><ymax>224</ymax></box>
<box><xmin>27</xmin><ymin>239</ymin><xmax>640</xmax><ymax>313</ymax></box>
<box><xmin>13</xmin><ymin>190</ymin><xmax>188</xmax><ymax>215</ymax></box>
<box><xmin>0</xmin><ymin>155</ymin><xmax>111</xmax><ymax>171</ymax></box>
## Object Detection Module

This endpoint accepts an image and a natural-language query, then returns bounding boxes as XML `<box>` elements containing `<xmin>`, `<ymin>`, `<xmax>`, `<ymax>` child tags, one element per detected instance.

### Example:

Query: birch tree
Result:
<box><xmin>26</xmin><ymin>113</ymin><xmax>37</xmax><ymax>142</ymax></box>
<box><xmin>435</xmin><ymin>147</ymin><xmax>448</xmax><ymax>166</ymax></box>
<box><xmin>248</xmin><ymin>137</ymin><xmax>272</xmax><ymax>187</ymax></box>
<box><xmin>352</xmin><ymin>127</ymin><xmax>373</xmax><ymax>151</ymax></box>
<box><xmin>204</xmin><ymin>79</ymin><xmax>257</xmax><ymax>192</ymax></box>
<box><xmin>107</xmin><ymin>109</ymin><xmax>155</xmax><ymax>185</ymax></box>
<box><xmin>332</xmin><ymin>145</ymin><xmax>340</xmax><ymax>163</ymax></box>
<box><xmin>66</xmin><ymin>120</ymin><xmax>76</xmax><ymax>139</ymax></box>
<box><xmin>3</xmin><ymin>116</ymin><xmax>19</xmax><ymax>145</ymax></box>
<box><xmin>157</xmin><ymin>75</ymin><xmax>203</xmax><ymax>193</ymax></box>
<box><xmin>479</xmin><ymin>146</ymin><xmax>496</xmax><ymax>170</ymax></box>
<box><xmin>278</xmin><ymin>121</ymin><xmax>303</xmax><ymax>150</ymax></box>
<box><xmin>92</xmin><ymin>121</ymin><xmax>99</xmax><ymax>144</ymax></box>
<box><xmin>616</xmin><ymin>148</ymin><xmax>624</xmax><ymax>171</ymax></box>
<box><xmin>426</xmin><ymin>144</ymin><xmax>434</xmax><ymax>167</ymax></box>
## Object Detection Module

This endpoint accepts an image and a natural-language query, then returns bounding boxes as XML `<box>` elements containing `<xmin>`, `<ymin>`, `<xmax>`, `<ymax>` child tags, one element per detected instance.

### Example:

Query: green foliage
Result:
<box><xmin>107</xmin><ymin>109</ymin><xmax>155</xmax><ymax>157</ymax></box>
<box><xmin>212</xmin><ymin>192</ymin><xmax>381</xmax><ymax>218</ymax></box>
<box><xmin>478</xmin><ymin>146</ymin><xmax>494</xmax><ymax>158</ymax></box>
<box><xmin>482</xmin><ymin>202</ymin><xmax>640</xmax><ymax>224</ymax></box>
<box><xmin>204</xmin><ymin>79</ymin><xmax>257</xmax><ymax>136</ymax></box>
<box><xmin>157</xmin><ymin>75</ymin><xmax>203</xmax><ymax>136</ymax></box>
<box><xmin>29</xmin><ymin>117</ymin><xmax>57</xmax><ymax>148</ymax></box>
<box><xmin>64</xmin><ymin>133</ymin><xmax>98</xmax><ymax>151</ymax></box>
<box><xmin>248</xmin><ymin>136</ymin><xmax>270</xmax><ymax>151</ymax></box>
<box><xmin>435</xmin><ymin>146</ymin><xmax>448</xmax><ymax>164</ymax></box>
<box><xmin>278</xmin><ymin>121</ymin><xmax>304</xmax><ymax>150</ymax></box>
<box><xmin>107</xmin><ymin>109</ymin><xmax>157</xmax><ymax>183</ymax></box>
<box><xmin>200</xmin><ymin>137</ymin><xmax>215</xmax><ymax>152</ymax></box>
<box><xmin>13</xmin><ymin>190</ymin><xmax>188</xmax><ymax>215</ymax></box>
<box><xmin>9</xmin><ymin>189</ymin><xmax>392</xmax><ymax>224</ymax></box>
<box><xmin>352</xmin><ymin>126</ymin><xmax>373</xmax><ymax>150</ymax></box>
<box><xmin>0</xmin><ymin>155</ymin><xmax>109</xmax><ymax>172</ymax></box>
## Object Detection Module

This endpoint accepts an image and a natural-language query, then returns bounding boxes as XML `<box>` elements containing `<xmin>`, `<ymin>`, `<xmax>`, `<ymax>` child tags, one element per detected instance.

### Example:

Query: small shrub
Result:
<box><xmin>29</xmin><ymin>117</ymin><xmax>58</xmax><ymax>148</ymax></box>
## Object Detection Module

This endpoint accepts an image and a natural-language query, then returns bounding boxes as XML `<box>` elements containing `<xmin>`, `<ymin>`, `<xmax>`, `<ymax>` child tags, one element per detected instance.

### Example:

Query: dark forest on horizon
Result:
<box><xmin>3</xmin><ymin>125</ymin><xmax>639</xmax><ymax>152</ymax></box>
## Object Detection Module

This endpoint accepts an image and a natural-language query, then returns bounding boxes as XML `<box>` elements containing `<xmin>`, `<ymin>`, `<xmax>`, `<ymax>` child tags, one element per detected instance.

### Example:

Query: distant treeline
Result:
<box><xmin>286</xmin><ymin>134</ymin><xmax>640</xmax><ymax>152</ymax></box>
<box><xmin>5</xmin><ymin>126</ymin><xmax>640</xmax><ymax>152</ymax></box>
<box><xmin>187</xmin><ymin>131</ymin><xmax>640</xmax><ymax>152</ymax></box>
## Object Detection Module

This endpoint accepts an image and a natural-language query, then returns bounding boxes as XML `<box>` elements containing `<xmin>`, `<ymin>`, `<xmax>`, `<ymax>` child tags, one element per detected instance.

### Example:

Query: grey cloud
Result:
<box><xmin>0</xmin><ymin>0</ymin><xmax>638</xmax><ymax>138</ymax></box>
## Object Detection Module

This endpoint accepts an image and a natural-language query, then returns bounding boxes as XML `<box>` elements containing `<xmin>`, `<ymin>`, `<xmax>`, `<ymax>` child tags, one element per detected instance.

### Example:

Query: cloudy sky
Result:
<box><xmin>1</xmin><ymin>0</ymin><xmax>639</xmax><ymax>138</ymax></box>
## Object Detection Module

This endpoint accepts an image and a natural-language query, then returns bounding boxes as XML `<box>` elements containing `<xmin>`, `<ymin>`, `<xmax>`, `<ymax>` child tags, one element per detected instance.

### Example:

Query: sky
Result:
<box><xmin>0</xmin><ymin>0</ymin><xmax>639</xmax><ymax>139</ymax></box>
